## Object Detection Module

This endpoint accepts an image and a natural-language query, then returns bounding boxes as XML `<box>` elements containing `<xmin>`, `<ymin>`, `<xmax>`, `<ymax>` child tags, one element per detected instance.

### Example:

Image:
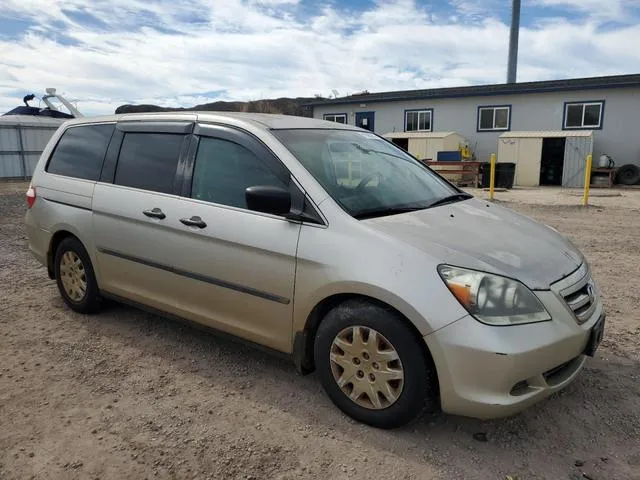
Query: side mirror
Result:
<box><xmin>245</xmin><ymin>185</ymin><xmax>291</xmax><ymax>215</ymax></box>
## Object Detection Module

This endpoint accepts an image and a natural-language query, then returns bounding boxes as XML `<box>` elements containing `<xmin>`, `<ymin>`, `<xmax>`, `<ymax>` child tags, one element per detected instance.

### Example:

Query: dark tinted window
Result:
<box><xmin>114</xmin><ymin>133</ymin><xmax>183</xmax><ymax>194</ymax></box>
<box><xmin>479</xmin><ymin>108</ymin><xmax>494</xmax><ymax>130</ymax></box>
<box><xmin>46</xmin><ymin>124</ymin><xmax>115</xmax><ymax>180</ymax></box>
<box><xmin>191</xmin><ymin>137</ymin><xmax>287</xmax><ymax>209</ymax></box>
<box><xmin>584</xmin><ymin>104</ymin><xmax>601</xmax><ymax>126</ymax></box>
<box><xmin>406</xmin><ymin>111</ymin><xmax>417</xmax><ymax>131</ymax></box>
<box><xmin>565</xmin><ymin>104</ymin><xmax>583</xmax><ymax>127</ymax></box>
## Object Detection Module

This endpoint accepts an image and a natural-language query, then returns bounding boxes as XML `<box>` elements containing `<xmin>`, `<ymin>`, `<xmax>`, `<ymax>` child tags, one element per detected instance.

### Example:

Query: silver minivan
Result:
<box><xmin>25</xmin><ymin>112</ymin><xmax>605</xmax><ymax>428</ymax></box>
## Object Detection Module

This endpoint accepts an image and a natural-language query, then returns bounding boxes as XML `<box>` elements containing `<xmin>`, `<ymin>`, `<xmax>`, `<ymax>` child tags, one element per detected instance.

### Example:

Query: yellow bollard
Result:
<box><xmin>582</xmin><ymin>154</ymin><xmax>593</xmax><ymax>206</ymax></box>
<box><xmin>489</xmin><ymin>153</ymin><xmax>496</xmax><ymax>200</ymax></box>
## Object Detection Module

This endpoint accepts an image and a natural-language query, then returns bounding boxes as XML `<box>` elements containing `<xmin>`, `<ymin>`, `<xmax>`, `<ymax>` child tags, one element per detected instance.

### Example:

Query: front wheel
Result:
<box><xmin>54</xmin><ymin>237</ymin><xmax>102</xmax><ymax>314</ymax></box>
<box><xmin>314</xmin><ymin>299</ymin><xmax>437</xmax><ymax>428</ymax></box>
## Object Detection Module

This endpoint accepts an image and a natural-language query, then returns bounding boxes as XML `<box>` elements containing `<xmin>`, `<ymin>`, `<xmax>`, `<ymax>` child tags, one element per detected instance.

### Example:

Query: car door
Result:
<box><xmin>166</xmin><ymin>124</ymin><xmax>301</xmax><ymax>353</ymax></box>
<box><xmin>92</xmin><ymin>121</ymin><xmax>193</xmax><ymax>310</ymax></box>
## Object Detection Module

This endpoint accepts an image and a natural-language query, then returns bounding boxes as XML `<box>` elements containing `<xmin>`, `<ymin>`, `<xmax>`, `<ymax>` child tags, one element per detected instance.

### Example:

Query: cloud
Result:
<box><xmin>532</xmin><ymin>0</ymin><xmax>639</xmax><ymax>21</ymax></box>
<box><xmin>0</xmin><ymin>0</ymin><xmax>638</xmax><ymax>115</ymax></box>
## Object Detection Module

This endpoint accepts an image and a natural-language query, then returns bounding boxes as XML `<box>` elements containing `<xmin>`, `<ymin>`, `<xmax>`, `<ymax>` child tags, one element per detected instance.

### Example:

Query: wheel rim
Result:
<box><xmin>330</xmin><ymin>326</ymin><xmax>404</xmax><ymax>410</ymax></box>
<box><xmin>59</xmin><ymin>251</ymin><xmax>87</xmax><ymax>302</ymax></box>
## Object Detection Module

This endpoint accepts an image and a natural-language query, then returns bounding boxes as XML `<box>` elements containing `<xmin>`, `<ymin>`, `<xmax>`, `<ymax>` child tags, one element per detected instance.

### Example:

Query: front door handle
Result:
<box><xmin>179</xmin><ymin>216</ymin><xmax>207</xmax><ymax>229</ymax></box>
<box><xmin>143</xmin><ymin>207</ymin><xmax>166</xmax><ymax>219</ymax></box>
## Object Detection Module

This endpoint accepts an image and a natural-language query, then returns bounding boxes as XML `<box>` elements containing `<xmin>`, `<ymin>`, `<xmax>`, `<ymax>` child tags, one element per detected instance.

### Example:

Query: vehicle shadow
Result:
<box><xmin>75</xmin><ymin>299</ymin><xmax>640</xmax><ymax>479</ymax></box>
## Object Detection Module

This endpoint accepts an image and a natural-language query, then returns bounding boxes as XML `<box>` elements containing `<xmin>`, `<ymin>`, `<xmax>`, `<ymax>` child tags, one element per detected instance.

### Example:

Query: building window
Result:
<box><xmin>405</xmin><ymin>109</ymin><xmax>433</xmax><ymax>132</ymax></box>
<box><xmin>477</xmin><ymin>105</ymin><xmax>511</xmax><ymax>131</ymax></box>
<box><xmin>323</xmin><ymin>113</ymin><xmax>347</xmax><ymax>124</ymax></box>
<box><xmin>563</xmin><ymin>101</ymin><xmax>604</xmax><ymax>129</ymax></box>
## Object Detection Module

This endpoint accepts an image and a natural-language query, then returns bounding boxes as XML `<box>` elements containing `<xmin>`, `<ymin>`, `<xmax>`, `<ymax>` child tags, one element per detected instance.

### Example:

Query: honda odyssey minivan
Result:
<box><xmin>25</xmin><ymin>112</ymin><xmax>605</xmax><ymax>428</ymax></box>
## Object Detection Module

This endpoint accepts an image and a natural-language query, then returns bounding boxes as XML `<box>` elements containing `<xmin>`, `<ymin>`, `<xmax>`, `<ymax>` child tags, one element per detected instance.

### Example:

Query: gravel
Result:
<box><xmin>1</xmin><ymin>182</ymin><xmax>640</xmax><ymax>480</ymax></box>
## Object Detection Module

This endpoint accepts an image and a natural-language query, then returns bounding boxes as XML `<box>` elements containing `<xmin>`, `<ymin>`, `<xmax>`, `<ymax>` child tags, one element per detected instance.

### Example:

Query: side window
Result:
<box><xmin>46</xmin><ymin>124</ymin><xmax>115</xmax><ymax>180</ymax></box>
<box><xmin>191</xmin><ymin>137</ymin><xmax>287</xmax><ymax>210</ymax></box>
<box><xmin>114</xmin><ymin>133</ymin><xmax>183</xmax><ymax>194</ymax></box>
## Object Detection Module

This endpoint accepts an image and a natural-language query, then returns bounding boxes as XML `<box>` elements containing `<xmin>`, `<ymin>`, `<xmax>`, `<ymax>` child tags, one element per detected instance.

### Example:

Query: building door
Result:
<box><xmin>561</xmin><ymin>135</ymin><xmax>593</xmax><ymax>188</ymax></box>
<box><xmin>510</xmin><ymin>138</ymin><xmax>541</xmax><ymax>187</ymax></box>
<box><xmin>355</xmin><ymin>111</ymin><xmax>375</xmax><ymax>132</ymax></box>
<box><xmin>539</xmin><ymin>137</ymin><xmax>566</xmax><ymax>186</ymax></box>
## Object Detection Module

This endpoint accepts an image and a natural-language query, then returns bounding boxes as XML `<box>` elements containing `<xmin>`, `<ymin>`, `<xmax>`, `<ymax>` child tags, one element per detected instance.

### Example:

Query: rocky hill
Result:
<box><xmin>115</xmin><ymin>97</ymin><xmax>319</xmax><ymax>116</ymax></box>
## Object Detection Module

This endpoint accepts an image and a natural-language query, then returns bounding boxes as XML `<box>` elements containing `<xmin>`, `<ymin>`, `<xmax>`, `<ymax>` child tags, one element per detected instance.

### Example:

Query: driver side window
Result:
<box><xmin>191</xmin><ymin>137</ymin><xmax>287</xmax><ymax>210</ymax></box>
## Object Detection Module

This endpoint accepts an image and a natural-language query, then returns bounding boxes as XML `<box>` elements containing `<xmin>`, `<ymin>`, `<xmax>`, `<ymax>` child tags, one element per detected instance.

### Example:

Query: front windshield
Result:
<box><xmin>272</xmin><ymin>129</ymin><xmax>462</xmax><ymax>218</ymax></box>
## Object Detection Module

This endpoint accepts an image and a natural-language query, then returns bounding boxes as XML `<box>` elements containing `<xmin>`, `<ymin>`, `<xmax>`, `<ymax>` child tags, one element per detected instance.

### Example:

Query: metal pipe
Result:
<box><xmin>489</xmin><ymin>153</ymin><xmax>497</xmax><ymax>200</ymax></box>
<box><xmin>583</xmin><ymin>154</ymin><xmax>593</xmax><ymax>206</ymax></box>
<box><xmin>507</xmin><ymin>0</ymin><xmax>521</xmax><ymax>84</ymax></box>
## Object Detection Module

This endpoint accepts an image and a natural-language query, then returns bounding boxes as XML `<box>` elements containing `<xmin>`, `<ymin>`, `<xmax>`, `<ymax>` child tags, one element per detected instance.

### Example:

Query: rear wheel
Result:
<box><xmin>314</xmin><ymin>299</ymin><xmax>436</xmax><ymax>428</ymax></box>
<box><xmin>54</xmin><ymin>237</ymin><xmax>102</xmax><ymax>314</ymax></box>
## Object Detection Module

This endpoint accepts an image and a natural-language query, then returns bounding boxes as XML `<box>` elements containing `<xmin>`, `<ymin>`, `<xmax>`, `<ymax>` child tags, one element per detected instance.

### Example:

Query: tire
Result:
<box><xmin>314</xmin><ymin>299</ymin><xmax>437</xmax><ymax>429</ymax></box>
<box><xmin>616</xmin><ymin>164</ymin><xmax>640</xmax><ymax>186</ymax></box>
<box><xmin>54</xmin><ymin>236</ymin><xmax>102</xmax><ymax>314</ymax></box>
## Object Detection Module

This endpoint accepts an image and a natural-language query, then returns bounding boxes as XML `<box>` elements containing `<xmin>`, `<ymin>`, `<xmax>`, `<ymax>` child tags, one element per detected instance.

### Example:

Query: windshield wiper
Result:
<box><xmin>426</xmin><ymin>192</ymin><xmax>473</xmax><ymax>208</ymax></box>
<box><xmin>353</xmin><ymin>205</ymin><xmax>428</xmax><ymax>220</ymax></box>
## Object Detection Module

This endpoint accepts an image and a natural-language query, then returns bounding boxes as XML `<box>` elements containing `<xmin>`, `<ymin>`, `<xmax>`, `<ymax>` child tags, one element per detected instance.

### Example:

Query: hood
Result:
<box><xmin>364</xmin><ymin>198</ymin><xmax>583</xmax><ymax>290</ymax></box>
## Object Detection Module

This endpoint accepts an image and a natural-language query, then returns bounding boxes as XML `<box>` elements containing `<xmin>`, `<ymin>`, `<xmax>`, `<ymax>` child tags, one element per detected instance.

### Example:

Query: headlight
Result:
<box><xmin>438</xmin><ymin>265</ymin><xmax>551</xmax><ymax>326</ymax></box>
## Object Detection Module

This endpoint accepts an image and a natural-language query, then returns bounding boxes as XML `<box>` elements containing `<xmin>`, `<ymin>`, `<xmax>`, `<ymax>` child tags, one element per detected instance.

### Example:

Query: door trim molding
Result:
<box><xmin>42</xmin><ymin>197</ymin><xmax>93</xmax><ymax>212</ymax></box>
<box><xmin>97</xmin><ymin>247</ymin><xmax>291</xmax><ymax>305</ymax></box>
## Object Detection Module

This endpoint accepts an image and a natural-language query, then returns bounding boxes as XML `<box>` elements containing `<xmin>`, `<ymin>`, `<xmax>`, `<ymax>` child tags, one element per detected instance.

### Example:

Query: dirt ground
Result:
<box><xmin>1</xmin><ymin>181</ymin><xmax>639</xmax><ymax>480</ymax></box>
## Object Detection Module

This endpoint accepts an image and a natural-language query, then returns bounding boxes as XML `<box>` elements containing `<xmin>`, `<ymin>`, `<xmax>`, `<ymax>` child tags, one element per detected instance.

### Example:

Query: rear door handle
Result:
<box><xmin>179</xmin><ymin>216</ymin><xmax>207</xmax><ymax>229</ymax></box>
<box><xmin>143</xmin><ymin>208</ymin><xmax>166</xmax><ymax>219</ymax></box>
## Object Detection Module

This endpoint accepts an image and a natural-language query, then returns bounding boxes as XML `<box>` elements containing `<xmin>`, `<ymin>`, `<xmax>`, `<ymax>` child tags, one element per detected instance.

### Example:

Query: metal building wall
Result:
<box><xmin>562</xmin><ymin>136</ymin><xmax>594</xmax><ymax>188</ymax></box>
<box><xmin>0</xmin><ymin>124</ymin><xmax>59</xmax><ymax>179</ymax></box>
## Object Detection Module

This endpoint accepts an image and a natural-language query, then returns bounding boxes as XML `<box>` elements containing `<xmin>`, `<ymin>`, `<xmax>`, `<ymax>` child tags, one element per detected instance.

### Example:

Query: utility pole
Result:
<box><xmin>507</xmin><ymin>0</ymin><xmax>521</xmax><ymax>84</ymax></box>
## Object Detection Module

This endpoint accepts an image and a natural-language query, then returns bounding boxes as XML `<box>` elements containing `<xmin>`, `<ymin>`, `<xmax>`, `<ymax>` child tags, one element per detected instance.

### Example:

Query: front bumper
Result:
<box><xmin>425</xmin><ymin>266</ymin><xmax>604</xmax><ymax>419</ymax></box>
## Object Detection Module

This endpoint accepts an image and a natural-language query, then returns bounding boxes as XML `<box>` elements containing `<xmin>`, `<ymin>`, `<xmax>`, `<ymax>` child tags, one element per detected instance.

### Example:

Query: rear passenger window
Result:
<box><xmin>114</xmin><ymin>133</ymin><xmax>183</xmax><ymax>194</ymax></box>
<box><xmin>191</xmin><ymin>137</ymin><xmax>287</xmax><ymax>209</ymax></box>
<box><xmin>46</xmin><ymin>124</ymin><xmax>115</xmax><ymax>180</ymax></box>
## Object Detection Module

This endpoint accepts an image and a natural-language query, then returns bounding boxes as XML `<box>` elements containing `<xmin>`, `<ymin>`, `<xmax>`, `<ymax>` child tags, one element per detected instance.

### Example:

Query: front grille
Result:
<box><xmin>561</xmin><ymin>274</ymin><xmax>596</xmax><ymax>324</ymax></box>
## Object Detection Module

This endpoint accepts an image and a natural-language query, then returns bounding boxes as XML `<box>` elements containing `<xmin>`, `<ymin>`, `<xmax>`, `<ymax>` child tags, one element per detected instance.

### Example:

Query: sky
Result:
<box><xmin>1</xmin><ymin>0</ymin><xmax>639</xmax><ymax>115</ymax></box>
